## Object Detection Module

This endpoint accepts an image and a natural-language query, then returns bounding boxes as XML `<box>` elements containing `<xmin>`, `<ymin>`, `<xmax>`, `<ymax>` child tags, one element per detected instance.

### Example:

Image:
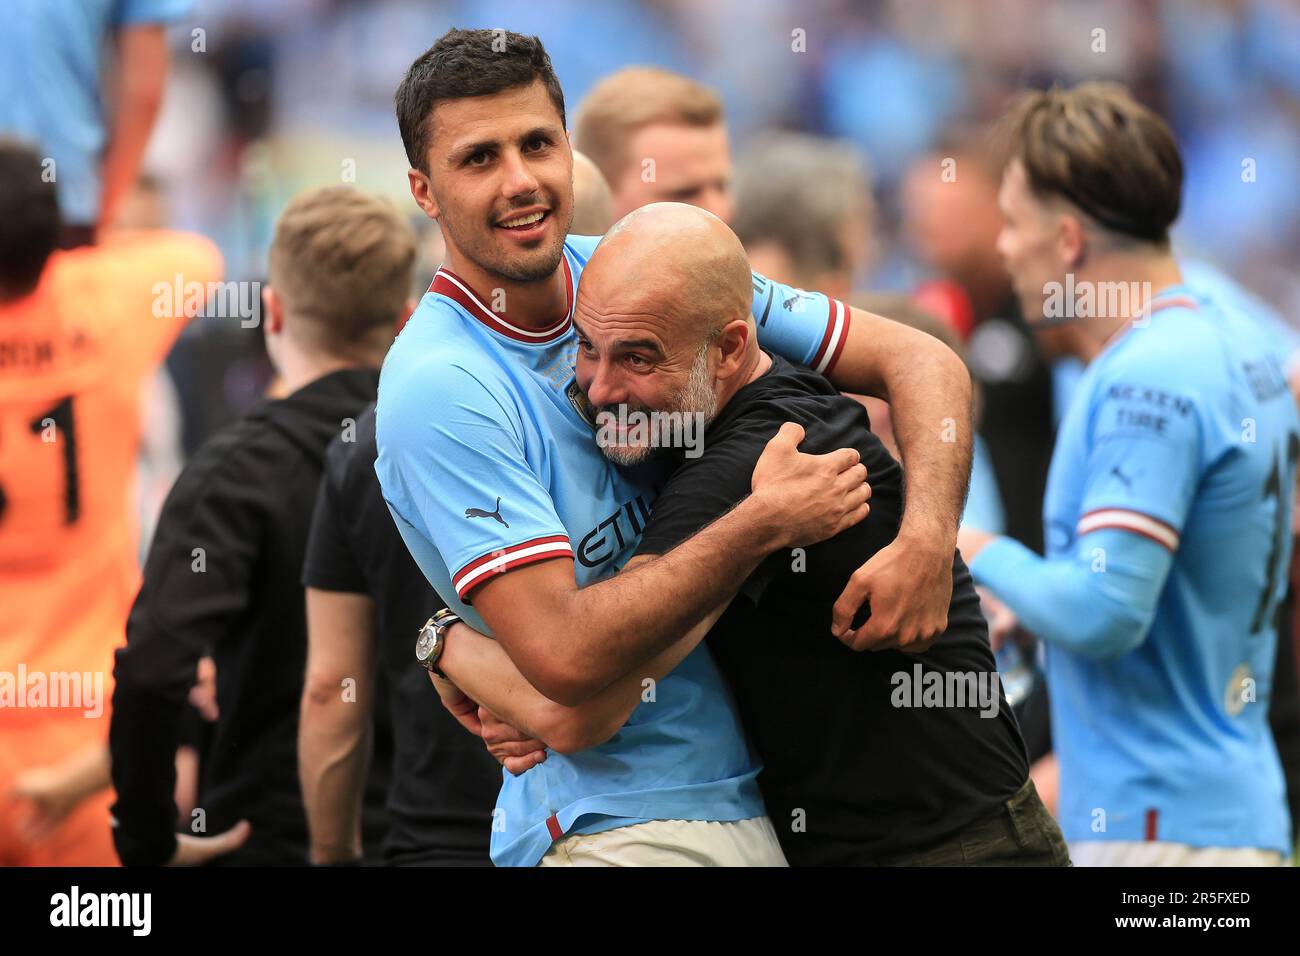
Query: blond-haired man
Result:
<box><xmin>109</xmin><ymin>186</ymin><xmax>417</xmax><ymax>866</ymax></box>
<box><xmin>574</xmin><ymin>66</ymin><xmax>732</xmax><ymax>222</ymax></box>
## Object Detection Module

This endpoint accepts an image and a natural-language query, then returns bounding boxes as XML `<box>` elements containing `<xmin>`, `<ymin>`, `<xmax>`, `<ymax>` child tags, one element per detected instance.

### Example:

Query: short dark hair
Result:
<box><xmin>999</xmin><ymin>82</ymin><xmax>1182</xmax><ymax>245</ymax></box>
<box><xmin>395</xmin><ymin>28</ymin><xmax>566</xmax><ymax>173</ymax></box>
<box><xmin>0</xmin><ymin>139</ymin><xmax>60</xmax><ymax>299</ymax></box>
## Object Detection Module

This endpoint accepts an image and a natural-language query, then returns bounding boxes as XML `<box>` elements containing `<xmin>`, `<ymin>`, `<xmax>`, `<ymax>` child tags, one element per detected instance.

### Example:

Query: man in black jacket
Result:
<box><xmin>109</xmin><ymin>186</ymin><xmax>417</xmax><ymax>866</ymax></box>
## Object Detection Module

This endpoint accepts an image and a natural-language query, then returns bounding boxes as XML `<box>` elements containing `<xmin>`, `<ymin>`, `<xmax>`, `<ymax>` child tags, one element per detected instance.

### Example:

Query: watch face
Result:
<box><xmin>415</xmin><ymin>621</ymin><xmax>438</xmax><ymax>663</ymax></box>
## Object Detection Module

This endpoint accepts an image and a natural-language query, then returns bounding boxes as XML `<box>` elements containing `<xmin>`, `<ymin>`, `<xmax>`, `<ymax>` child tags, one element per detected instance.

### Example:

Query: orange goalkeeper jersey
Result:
<box><xmin>0</xmin><ymin>232</ymin><xmax>221</xmax><ymax>731</ymax></box>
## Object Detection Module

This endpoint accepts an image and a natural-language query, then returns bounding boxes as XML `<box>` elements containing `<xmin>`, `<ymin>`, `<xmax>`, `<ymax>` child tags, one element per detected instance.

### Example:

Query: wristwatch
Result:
<box><xmin>415</xmin><ymin>608</ymin><xmax>461</xmax><ymax>678</ymax></box>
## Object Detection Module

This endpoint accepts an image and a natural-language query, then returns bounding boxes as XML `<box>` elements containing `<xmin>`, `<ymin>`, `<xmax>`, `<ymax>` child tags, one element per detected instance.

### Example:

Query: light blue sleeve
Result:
<box><xmin>970</xmin><ymin>355</ymin><xmax>1203</xmax><ymax>658</ymax></box>
<box><xmin>375</xmin><ymin>363</ymin><xmax>572</xmax><ymax>604</ymax></box>
<box><xmin>750</xmin><ymin>272</ymin><xmax>851</xmax><ymax>376</ymax></box>
<box><xmin>1074</xmin><ymin>361</ymin><xmax>1204</xmax><ymax>542</ymax></box>
<box><xmin>113</xmin><ymin>0</ymin><xmax>193</xmax><ymax>26</ymax></box>
<box><xmin>970</xmin><ymin>528</ymin><xmax>1173</xmax><ymax>660</ymax></box>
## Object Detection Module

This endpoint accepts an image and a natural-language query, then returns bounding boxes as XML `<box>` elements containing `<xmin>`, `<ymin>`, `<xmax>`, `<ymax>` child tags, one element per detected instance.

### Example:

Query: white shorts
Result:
<box><xmin>1069</xmin><ymin>841</ymin><xmax>1286</xmax><ymax>867</ymax></box>
<box><xmin>538</xmin><ymin>816</ymin><xmax>788</xmax><ymax>867</ymax></box>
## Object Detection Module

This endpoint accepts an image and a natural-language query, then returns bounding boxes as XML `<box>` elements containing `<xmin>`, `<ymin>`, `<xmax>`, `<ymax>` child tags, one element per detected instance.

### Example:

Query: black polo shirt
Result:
<box><xmin>634</xmin><ymin>352</ymin><xmax>1029</xmax><ymax>865</ymax></box>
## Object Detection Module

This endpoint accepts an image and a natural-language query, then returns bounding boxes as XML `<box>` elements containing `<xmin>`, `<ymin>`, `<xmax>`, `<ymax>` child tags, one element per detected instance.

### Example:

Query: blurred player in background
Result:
<box><xmin>296</xmin><ymin>151</ymin><xmax>615</xmax><ymax>867</ymax></box>
<box><xmin>960</xmin><ymin>82</ymin><xmax>1297</xmax><ymax>865</ymax></box>
<box><xmin>574</xmin><ymin>66</ymin><xmax>733</xmax><ymax>224</ymax></box>
<box><xmin>729</xmin><ymin>134</ymin><xmax>1013</xmax><ymax>541</ymax></box>
<box><xmin>901</xmin><ymin>135</ymin><xmax>1058</xmax><ymax>556</ymax></box>
<box><xmin>0</xmin><ymin>0</ymin><xmax>188</xmax><ymax>245</ymax></box>
<box><xmin>0</xmin><ymin>139</ymin><xmax>220</xmax><ymax>865</ymax></box>
<box><xmin>729</xmin><ymin>131</ymin><xmax>996</xmax><ymax>534</ymax></box>
<box><xmin>731</xmin><ymin>131</ymin><xmax>875</xmax><ymax>303</ymax></box>
<box><xmin>109</xmin><ymin>186</ymin><xmax>415</xmax><ymax>866</ymax></box>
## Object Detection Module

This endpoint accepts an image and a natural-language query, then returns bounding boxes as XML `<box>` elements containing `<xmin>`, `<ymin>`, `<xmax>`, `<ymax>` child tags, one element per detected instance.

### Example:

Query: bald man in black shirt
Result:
<box><xmin>434</xmin><ymin>203</ymin><xmax>1067</xmax><ymax>866</ymax></box>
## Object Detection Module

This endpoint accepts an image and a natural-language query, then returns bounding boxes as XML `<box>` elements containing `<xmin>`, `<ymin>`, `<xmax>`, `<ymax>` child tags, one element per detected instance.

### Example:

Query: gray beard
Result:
<box><xmin>599</xmin><ymin>344</ymin><xmax>717</xmax><ymax>467</ymax></box>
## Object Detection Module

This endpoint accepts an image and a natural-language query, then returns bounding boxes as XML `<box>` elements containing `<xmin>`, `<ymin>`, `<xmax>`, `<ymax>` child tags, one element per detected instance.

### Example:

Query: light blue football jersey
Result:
<box><xmin>1182</xmin><ymin>259</ymin><xmax>1300</xmax><ymax>372</ymax></box>
<box><xmin>1044</xmin><ymin>284</ymin><xmax>1297</xmax><ymax>851</ymax></box>
<box><xmin>1051</xmin><ymin>261</ymin><xmax>1299</xmax><ymax>421</ymax></box>
<box><xmin>375</xmin><ymin>234</ymin><xmax>855</xmax><ymax>866</ymax></box>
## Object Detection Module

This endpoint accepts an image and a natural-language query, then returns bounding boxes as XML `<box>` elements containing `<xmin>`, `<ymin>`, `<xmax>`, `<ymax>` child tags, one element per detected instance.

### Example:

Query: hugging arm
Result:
<box><xmin>434</xmin><ymin>554</ymin><xmax>728</xmax><ymax>754</ymax></box>
<box><xmin>753</xmin><ymin>279</ymin><xmax>972</xmax><ymax>650</ymax></box>
<box><xmin>380</xmin><ymin>360</ymin><xmax>868</xmax><ymax>708</ymax></box>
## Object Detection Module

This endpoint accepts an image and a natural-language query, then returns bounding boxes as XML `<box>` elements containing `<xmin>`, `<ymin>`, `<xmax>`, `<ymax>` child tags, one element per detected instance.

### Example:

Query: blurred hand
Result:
<box><xmin>9</xmin><ymin>765</ymin><xmax>81</xmax><ymax>843</ymax></box>
<box><xmin>750</xmin><ymin>423</ymin><xmax>871</xmax><ymax>547</ymax></box>
<box><xmin>167</xmin><ymin>821</ymin><xmax>251</xmax><ymax>866</ymax></box>
<box><xmin>188</xmin><ymin>656</ymin><xmax>218</xmax><ymax>722</ymax></box>
<box><xmin>831</xmin><ymin>537</ymin><xmax>951</xmax><ymax>653</ymax></box>
<box><xmin>957</xmin><ymin>527</ymin><xmax>998</xmax><ymax>565</ymax></box>
<box><xmin>977</xmin><ymin>586</ymin><xmax>1019</xmax><ymax>652</ymax></box>
<box><xmin>478</xmin><ymin>708</ymin><xmax>547</xmax><ymax>776</ymax></box>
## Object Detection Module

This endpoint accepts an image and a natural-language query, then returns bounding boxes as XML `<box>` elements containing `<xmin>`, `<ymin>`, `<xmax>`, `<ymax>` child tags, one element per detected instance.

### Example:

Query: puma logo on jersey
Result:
<box><xmin>465</xmin><ymin>497</ymin><xmax>509</xmax><ymax>528</ymax></box>
<box><xmin>1110</xmin><ymin>465</ymin><xmax>1133</xmax><ymax>489</ymax></box>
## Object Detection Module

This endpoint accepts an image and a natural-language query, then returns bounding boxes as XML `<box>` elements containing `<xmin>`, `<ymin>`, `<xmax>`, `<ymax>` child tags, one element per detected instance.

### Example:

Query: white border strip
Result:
<box><xmin>813</xmin><ymin>299</ymin><xmax>845</xmax><ymax>374</ymax></box>
<box><xmin>1077</xmin><ymin>508</ymin><xmax>1179</xmax><ymax>551</ymax></box>
<box><xmin>454</xmin><ymin>539</ymin><xmax>574</xmax><ymax>595</ymax></box>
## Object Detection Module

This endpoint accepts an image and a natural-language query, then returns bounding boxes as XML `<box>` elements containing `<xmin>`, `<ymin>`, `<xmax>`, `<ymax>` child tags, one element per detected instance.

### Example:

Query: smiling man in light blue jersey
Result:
<box><xmin>376</xmin><ymin>29</ymin><xmax>976</xmax><ymax>866</ymax></box>
<box><xmin>961</xmin><ymin>82</ymin><xmax>1297</xmax><ymax>866</ymax></box>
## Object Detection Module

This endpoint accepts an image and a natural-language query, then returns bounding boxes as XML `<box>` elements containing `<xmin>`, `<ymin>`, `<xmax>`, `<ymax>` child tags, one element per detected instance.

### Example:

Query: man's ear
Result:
<box><xmin>407</xmin><ymin>168</ymin><xmax>440</xmax><ymax>220</ymax></box>
<box><xmin>262</xmin><ymin>285</ymin><xmax>283</xmax><ymax>336</ymax></box>
<box><xmin>713</xmin><ymin>318</ymin><xmax>752</xmax><ymax>380</ymax></box>
<box><xmin>1057</xmin><ymin>212</ymin><xmax>1088</xmax><ymax>270</ymax></box>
